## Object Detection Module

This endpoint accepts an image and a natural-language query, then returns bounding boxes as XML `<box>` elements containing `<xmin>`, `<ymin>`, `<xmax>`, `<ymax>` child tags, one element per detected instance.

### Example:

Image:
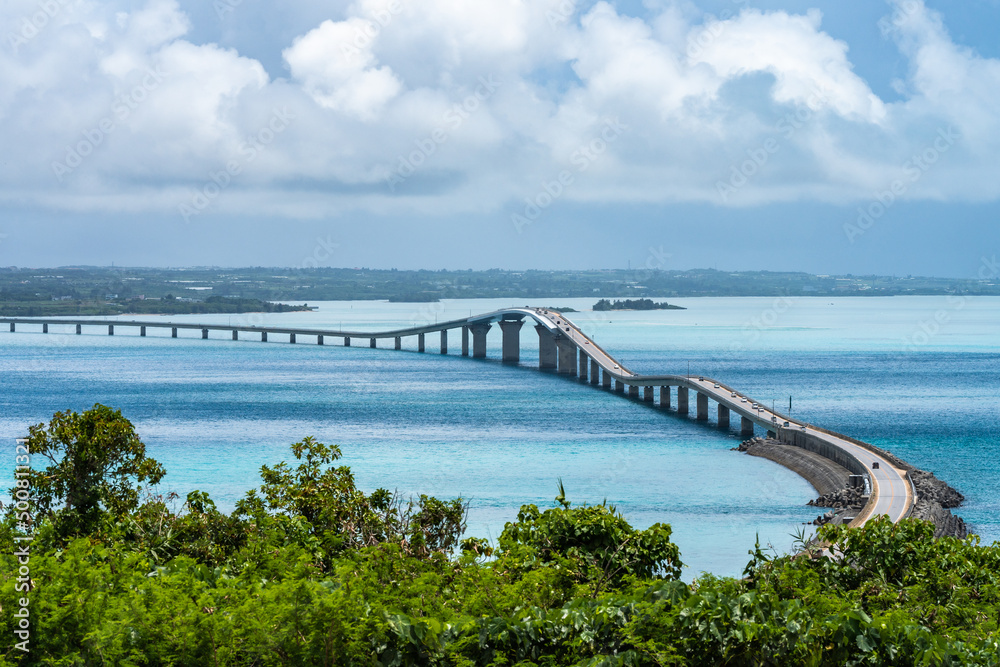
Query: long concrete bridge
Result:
<box><xmin>1</xmin><ymin>308</ymin><xmax>914</xmax><ymax>528</ymax></box>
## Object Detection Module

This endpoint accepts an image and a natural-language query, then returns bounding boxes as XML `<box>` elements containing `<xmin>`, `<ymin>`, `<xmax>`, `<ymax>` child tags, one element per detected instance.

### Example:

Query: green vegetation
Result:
<box><xmin>3</xmin><ymin>405</ymin><xmax>999</xmax><ymax>665</ymax></box>
<box><xmin>593</xmin><ymin>299</ymin><xmax>685</xmax><ymax>311</ymax></box>
<box><xmin>3</xmin><ymin>265</ymin><xmax>999</xmax><ymax>317</ymax></box>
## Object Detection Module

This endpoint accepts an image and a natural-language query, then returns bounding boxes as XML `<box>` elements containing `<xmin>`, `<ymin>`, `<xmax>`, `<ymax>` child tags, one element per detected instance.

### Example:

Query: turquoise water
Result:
<box><xmin>1</xmin><ymin>296</ymin><xmax>997</xmax><ymax>578</ymax></box>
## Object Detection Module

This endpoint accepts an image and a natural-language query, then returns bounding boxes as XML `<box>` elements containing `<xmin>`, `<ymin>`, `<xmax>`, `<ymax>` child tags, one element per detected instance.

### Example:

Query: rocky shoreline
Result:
<box><xmin>734</xmin><ymin>437</ymin><xmax>970</xmax><ymax>538</ymax></box>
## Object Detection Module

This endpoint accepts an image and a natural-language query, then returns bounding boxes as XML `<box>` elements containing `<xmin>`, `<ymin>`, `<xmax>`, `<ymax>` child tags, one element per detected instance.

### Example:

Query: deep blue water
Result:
<box><xmin>1</xmin><ymin>296</ymin><xmax>997</xmax><ymax>578</ymax></box>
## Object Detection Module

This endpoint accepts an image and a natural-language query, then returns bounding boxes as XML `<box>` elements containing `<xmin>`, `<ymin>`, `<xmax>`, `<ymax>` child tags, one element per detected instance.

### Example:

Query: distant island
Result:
<box><xmin>2</xmin><ymin>266</ymin><xmax>998</xmax><ymax>317</ymax></box>
<box><xmin>593</xmin><ymin>298</ymin><xmax>685</xmax><ymax>311</ymax></box>
<box><xmin>0</xmin><ymin>294</ymin><xmax>311</xmax><ymax>317</ymax></box>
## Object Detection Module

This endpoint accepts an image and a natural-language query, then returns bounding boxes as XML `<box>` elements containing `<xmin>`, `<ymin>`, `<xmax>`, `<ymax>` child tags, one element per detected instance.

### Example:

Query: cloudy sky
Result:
<box><xmin>2</xmin><ymin>0</ymin><xmax>999</xmax><ymax>276</ymax></box>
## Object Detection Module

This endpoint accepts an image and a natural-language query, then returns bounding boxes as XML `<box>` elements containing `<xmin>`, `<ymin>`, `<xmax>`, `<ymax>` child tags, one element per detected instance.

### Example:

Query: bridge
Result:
<box><xmin>1</xmin><ymin>308</ymin><xmax>914</xmax><ymax>528</ymax></box>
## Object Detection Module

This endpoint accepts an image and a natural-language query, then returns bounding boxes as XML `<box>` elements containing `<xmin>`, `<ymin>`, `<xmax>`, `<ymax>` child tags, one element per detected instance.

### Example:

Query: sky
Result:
<box><xmin>1</xmin><ymin>0</ymin><xmax>999</xmax><ymax>276</ymax></box>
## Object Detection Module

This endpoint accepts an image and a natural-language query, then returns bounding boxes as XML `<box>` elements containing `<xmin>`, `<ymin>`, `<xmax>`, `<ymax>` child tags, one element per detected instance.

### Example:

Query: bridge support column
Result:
<box><xmin>536</xmin><ymin>326</ymin><xmax>556</xmax><ymax>369</ymax></box>
<box><xmin>603</xmin><ymin>371</ymin><xmax>612</xmax><ymax>389</ymax></box>
<box><xmin>395</xmin><ymin>336</ymin><xmax>401</xmax><ymax>350</ymax></box>
<box><xmin>344</xmin><ymin>336</ymin><xmax>350</xmax><ymax>347</ymax></box>
<box><xmin>696</xmin><ymin>393</ymin><xmax>709</xmax><ymax>421</ymax></box>
<box><xmin>578</xmin><ymin>349</ymin><xmax>588</xmax><ymax>381</ymax></box>
<box><xmin>471</xmin><ymin>323</ymin><xmax>491</xmax><ymax>358</ymax></box>
<box><xmin>202</xmin><ymin>328</ymin><xmax>209</xmax><ymax>339</ymax></box>
<box><xmin>677</xmin><ymin>387</ymin><xmax>689</xmax><ymax>414</ymax></box>
<box><xmin>556</xmin><ymin>339</ymin><xmax>576</xmax><ymax>374</ymax></box>
<box><xmin>141</xmin><ymin>326</ymin><xmax>146</xmax><ymax>337</ymax></box>
<box><xmin>590</xmin><ymin>359</ymin><xmax>600</xmax><ymax>385</ymax></box>
<box><xmin>318</xmin><ymin>335</ymin><xmax>324</xmax><ymax>346</ymax></box>
<box><xmin>172</xmin><ymin>328</ymin><xmax>178</xmax><ymax>338</ymax></box>
<box><xmin>232</xmin><ymin>330</ymin><xmax>238</xmax><ymax>340</ymax></box>
<box><xmin>440</xmin><ymin>329</ymin><xmax>448</xmax><ymax>354</ymax></box>
<box><xmin>499</xmin><ymin>320</ymin><xmax>523</xmax><ymax>363</ymax></box>
<box><xmin>462</xmin><ymin>326</ymin><xmax>469</xmax><ymax>356</ymax></box>
<box><xmin>9</xmin><ymin>323</ymin><xmax>13</xmax><ymax>332</ymax></box>
<box><xmin>261</xmin><ymin>332</ymin><xmax>267</xmax><ymax>342</ymax></box>
<box><xmin>614</xmin><ymin>379</ymin><xmax>625</xmax><ymax>393</ymax></box>
<box><xmin>42</xmin><ymin>323</ymin><xmax>48</xmax><ymax>334</ymax></box>
<box><xmin>718</xmin><ymin>405</ymin><xmax>730</xmax><ymax>429</ymax></box>
<box><xmin>660</xmin><ymin>386</ymin><xmax>671</xmax><ymax>408</ymax></box>
<box><xmin>741</xmin><ymin>416</ymin><xmax>754</xmax><ymax>437</ymax></box>
<box><xmin>109</xmin><ymin>325</ymin><xmax>115</xmax><ymax>336</ymax></box>
<box><xmin>644</xmin><ymin>386</ymin><xmax>653</xmax><ymax>402</ymax></box>
<box><xmin>629</xmin><ymin>385</ymin><xmax>639</xmax><ymax>399</ymax></box>
<box><xmin>418</xmin><ymin>333</ymin><xmax>425</xmax><ymax>352</ymax></box>
<box><xmin>370</xmin><ymin>338</ymin><xmax>376</xmax><ymax>348</ymax></box>
<box><xmin>76</xmin><ymin>324</ymin><xmax>81</xmax><ymax>335</ymax></box>
<box><xmin>290</xmin><ymin>333</ymin><xmax>296</xmax><ymax>344</ymax></box>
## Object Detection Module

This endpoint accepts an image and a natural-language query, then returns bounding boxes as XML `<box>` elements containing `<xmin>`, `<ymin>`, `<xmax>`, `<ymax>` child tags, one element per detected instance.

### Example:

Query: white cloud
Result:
<box><xmin>284</xmin><ymin>18</ymin><xmax>401</xmax><ymax>120</ymax></box>
<box><xmin>1</xmin><ymin>0</ymin><xmax>999</xmax><ymax>219</ymax></box>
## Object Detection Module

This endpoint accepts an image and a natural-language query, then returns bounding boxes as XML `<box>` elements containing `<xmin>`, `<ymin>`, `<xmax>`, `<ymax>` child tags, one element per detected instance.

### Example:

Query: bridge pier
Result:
<box><xmin>644</xmin><ymin>386</ymin><xmax>653</xmax><ymax>402</ymax></box>
<box><xmin>232</xmin><ymin>330</ymin><xmax>238</xmax><ymax>340</ymax></box>
<box><xmin>470</xmin><ymin>323</ymin><xmax>491</xmax><ymax>358</ymax></box>
<box><xmin>395</xmin><ymin>336</ymin><xmax>401</xmax><ymax>350</ymax></box>
<box><xmin>109</xmin><ymin>325</ymin><xmax>114</xmax><ymax>336</ymax></box>
<box><xmin>76</xmin><ymin>324</ymin><xmax>81</xmax><ymax>335</ymax></box>
<box><xmin>536</xmin><ymin>326</ymin><xmax>556</xmax><ymax>369</ymax></box>
<box><xmin>677</xmin><ymin>387</ymin><xmax>689</xmax><ymax>414</ymax></box>
<box><xmin>696</xmin><ymin>393</ymin><xmax>709</xmax><ymax>421</ymax></box>
<box><xmin>370</xmin><ymin>337</ymin><xmax>376</xmax><ymax>348</ymax></box>
<box><xmin>461</xmin><ymin>326</ymin><xmax>469</xmax><ymax>356</ymax></box>
<box><xmin>42</xmin><ymin>323</ymin><xmax>48</xmax><ymax>334</ymax></box>
<box><xmin>290</xmin><ymin>333</ymin><xmax>297</xmax><ymax>344</ymax></box>
<box><xmin>602</xmin><ymin>370</ymin><xmax>612</xmax><ymax>389</ymax></box>
<box><xmin>202</xmin><ymin>328</ymin><xmax>209</xmax><ymax>339</ymax></box>
<box><xmin>141</xmin><ymin>326</ymin><xmax>146</xmax><ymax>337</ymax></box>
<box><xmin>499</xmin><ymin>320</ymin><xmax>522</xmax><ymax>363</ymax></box>
<box><xmin>440</xmin><ymin>329</ymin><xmax>448</xmax><ymax>354</ymax></box>
<box><xmin>590</xmin><ymin>358</ymin><xmax>600</xmax><ymax>385</ymax></box>
<box><xmin>8</xmin><ymin>323</ymin><xmax>13</xmax><ymax>332</ymax></box>
<box><xmin>261</xmin><ymin>332</ymin><xmax>267</xmax><ymax>342</ymax></box>
<box><xmin>418</xmin><ymin>333</ymin><xmax>425</xmax><ymax>352</ymax></box>
<box><xmin>628</xmin><ymin>385</ymin><xmax>639</xmax><ymax>399</ymax></box>
<box><xmin>344</xmin><ymin>336</ymin><xmax>350</xmax><ymax>347</ymax></box>
<box><xmin>556</xmin><ymin>338</ymin><xmax>576</xmax><ymax>374</ymax></box>
<box><xmin>741</xmin><ymin>416</ymin><xmax>754</xmax><ymax>437</ymax></box>
<box><xmin>318</xmin><ymin>335</ymin><xmax>324</xmax><ymax>346</ymax></box>
<box><xmin>718</xmin><ymin>404</ymin><xmax>730</xmax><ymax>429</ymax></box>
<box><xmin>615</xmin><ymin>379</ymin><xmax>625</xmax><ymax>393</ymax></box>
<box><xmin>660</xmin><ymin>386</ymin><xmax>671</xmax><ymax>408</ymax></box>
<box><xmin>578</xmin><ymin>349</ymin><xmax>588</xmax><ymax>381</ymax></box>
<box><xmin>173</xmin><ymin>328</ymin><xmax>178</xmax><ymax>338</ymax></box>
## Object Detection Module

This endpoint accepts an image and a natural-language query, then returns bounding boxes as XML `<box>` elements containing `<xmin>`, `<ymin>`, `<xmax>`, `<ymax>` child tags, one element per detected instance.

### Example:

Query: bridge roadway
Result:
<box><xmin>1</xmin><ymin>308</ymin><xmax>913</xmax><ymax>528</ymax></box>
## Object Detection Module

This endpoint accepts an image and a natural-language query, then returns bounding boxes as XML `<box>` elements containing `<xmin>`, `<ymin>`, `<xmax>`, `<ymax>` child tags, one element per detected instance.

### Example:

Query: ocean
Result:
<box><xmin>1</xmin><ymin>296</ymin><xmax>997</xmax><ymax>578</ymax></box>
